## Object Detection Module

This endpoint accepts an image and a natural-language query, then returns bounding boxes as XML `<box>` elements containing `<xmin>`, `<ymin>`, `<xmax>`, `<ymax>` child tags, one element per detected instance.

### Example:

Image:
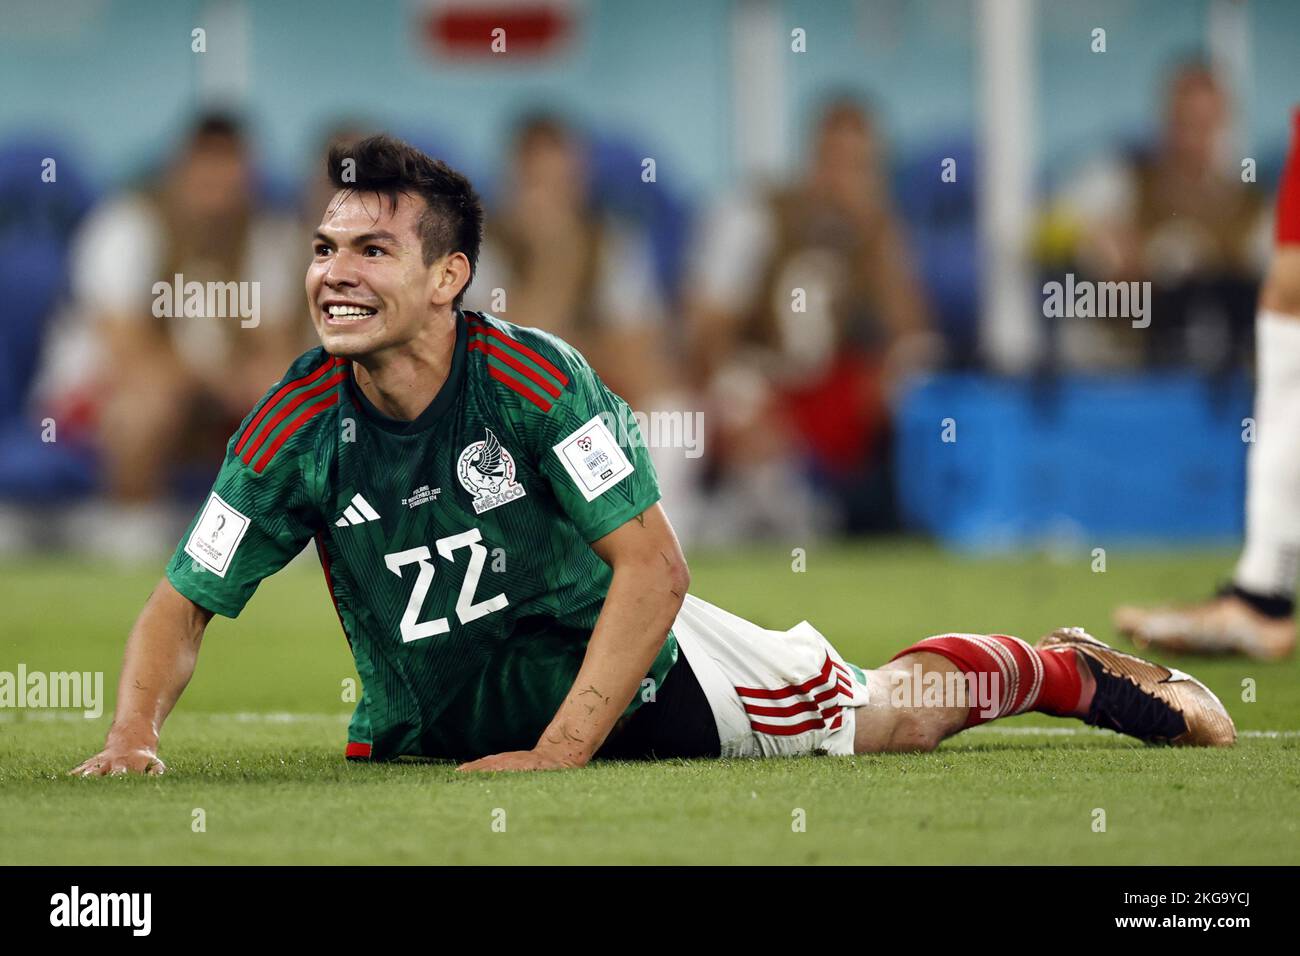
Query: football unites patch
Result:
<box><xmin>552</xmin><ymin>415</ymin><xmax>634</xmax><ymax>502</ymax></box>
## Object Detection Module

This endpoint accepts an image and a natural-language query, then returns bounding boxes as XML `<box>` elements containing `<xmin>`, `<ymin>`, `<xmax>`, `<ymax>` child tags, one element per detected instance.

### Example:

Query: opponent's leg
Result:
<box><xmin>853</xmin><ymin>628</ymin><xmax>1235</xmax><ymax>753</ymax></box>
<box><xmin>1114</xmin><ymin>111</ymin><xmax>1300</xmax><ymax>660</ymax></box>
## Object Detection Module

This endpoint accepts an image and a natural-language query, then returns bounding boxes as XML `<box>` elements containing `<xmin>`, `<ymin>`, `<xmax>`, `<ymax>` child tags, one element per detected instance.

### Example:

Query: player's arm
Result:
<box><xmin>547</xmin><ymin>504</ymin><xmax>689</xmax><ymax>760</ymax></box>
<box><xmin>70</xmin><ymin>579</ymin><xmax>212</xmax><ymax>776</ymax></box>
<box><xmin>70</xmin><ymin>350</ymin><xmax>334</xmax><ymax>776</ymax></box>
<box><xmin>459</xmin><ymin>504</ymin><xmax>688</xmax><ymax>772</ymax></box>
<box><xmin>456</xmin><ymin>325</ymin><xmax>682</xmax><ymax>772</ymax></box>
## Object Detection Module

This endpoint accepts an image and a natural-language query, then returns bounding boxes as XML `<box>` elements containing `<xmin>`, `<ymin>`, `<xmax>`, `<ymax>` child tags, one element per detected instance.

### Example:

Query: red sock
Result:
<box><xmin>890</xmin><ymin>633</ymin><xmax>1082</xmax><ymax>728</ymax></box>
<box><xmin>1276</xmin><ymin>108</ymin><xmax>1300</xmax><ymax>245</ymax></box>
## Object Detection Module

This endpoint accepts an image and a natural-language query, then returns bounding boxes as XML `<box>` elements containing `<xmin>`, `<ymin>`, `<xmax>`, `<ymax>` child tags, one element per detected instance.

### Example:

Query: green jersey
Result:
<box><xmin>166</xmin><ymin>310</ymin><xmax>677</xmax><ymax>760</ymax></box>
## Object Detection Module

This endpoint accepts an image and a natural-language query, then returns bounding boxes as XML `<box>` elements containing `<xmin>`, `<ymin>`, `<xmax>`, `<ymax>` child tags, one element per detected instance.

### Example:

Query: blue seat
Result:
<box><xmin>0</xmin><ymin>137</ymin><xmax>95</xmax><ymax>500</ymax></box>
<box><xmin>895</xmin><ymin>372</ymin><xmax>1251</xmax><ymax>549</ymax></box>
<box><xmin>0</xmin><ymin>137</ymin><xmax>93</xmax><ymax>416</ymax></box>
<box><xmin>585</xmin><ymin>133</ymin><xmax>691</xmax><ymax>306</ymax></box>
<box><xmin>893</xmin><ymin>136</ymin><xmax>981</xmax><ymax>359</ymax></box>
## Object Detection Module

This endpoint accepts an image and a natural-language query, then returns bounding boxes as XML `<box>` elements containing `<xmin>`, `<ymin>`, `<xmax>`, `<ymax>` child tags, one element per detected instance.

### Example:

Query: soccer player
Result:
<box><xmin>73</xmin><ymin>137</ymin><xmax>1234</xmax><ymax>777</ymax></box>
<box><xmin>1114</xmin><ymin>111</ymin><xmax>1300</xmax><ymax>661</ymax></box>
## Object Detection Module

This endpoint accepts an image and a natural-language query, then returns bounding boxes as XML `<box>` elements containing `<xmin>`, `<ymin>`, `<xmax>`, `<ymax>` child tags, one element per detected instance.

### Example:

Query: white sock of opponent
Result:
<box><xmin>1233</xmin><ymin>310</ymin><xmax>1300</xmax><ymax>600</ymax></box>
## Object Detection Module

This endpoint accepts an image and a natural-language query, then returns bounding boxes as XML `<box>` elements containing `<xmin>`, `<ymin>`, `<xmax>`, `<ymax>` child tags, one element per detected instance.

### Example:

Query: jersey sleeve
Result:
<box><xmin>165</xmin><ymin>353</ymin><xmax>338</xmax><ymax>617</ymax></box>
<box><xmin>512</xmin><ymin>332</ymin><xmax>662</xmax><ymax>543</ymax></box>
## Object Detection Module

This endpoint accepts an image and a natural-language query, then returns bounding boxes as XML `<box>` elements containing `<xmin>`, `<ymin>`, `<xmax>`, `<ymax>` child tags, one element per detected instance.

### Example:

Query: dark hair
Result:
<box><xmin>511</xmin><ymin>110</ymin><xmax>577</xmax><ymax>151</ymax></box>
<box><xmin>815</xmin><ymin>92</ymin><xmax>874</xmax><ymax>134</ymax></box>
<box><xmin>189</xmin><ymin>110</ymin><xmax>247</xmax><ymax>146</ymax></box>
<box><xmin>1163</xmin><ymin>52</ymin><xmax>1222</xmax><ymax>97</ymax></box>
<box><xmin>326</xmin><ymin>134</ymin><xmax>484</xmax><ymax>307</ymax></box>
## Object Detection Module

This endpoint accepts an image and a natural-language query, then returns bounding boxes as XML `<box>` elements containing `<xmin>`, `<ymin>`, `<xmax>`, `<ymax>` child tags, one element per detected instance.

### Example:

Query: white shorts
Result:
<box><xmin>671</xmin><ymin>593</ymin><xmax>872</xmax><ymax>758</ymax></box>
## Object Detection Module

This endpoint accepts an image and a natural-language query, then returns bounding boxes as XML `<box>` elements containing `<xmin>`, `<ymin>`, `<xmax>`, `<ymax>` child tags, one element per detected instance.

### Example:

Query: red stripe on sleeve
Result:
<box><xmin>468</xmin><ymin>321</ymin><xmax>569</xmax><ymax>386</ymax></box>
<box><xmin>235</xmin><ymin>357</ymin><xmax>342</xmax><ymax>457</ymax></box>
<box><xmin>251</xmin><ymin>392</ymin><xmax>340</xmax><ymax>473</ymax></box>
<box><xmin>241</xmin><ymin>369</ymin><xmax>346</xmax><ymax>464</ymax></box>
<box><xmin>315</xmin><ymin>533</ymin><xmax>346</xmax><ymax>636</ymax></box>
<box><xmin>486</xmin><ymin>364</ymin><xmax>553</xmax><ymax>412</ymax></box>
<box><xmin>469</xmin><ymin>339</ymin><xmax>563</xmax><ymax>398</ymax></box>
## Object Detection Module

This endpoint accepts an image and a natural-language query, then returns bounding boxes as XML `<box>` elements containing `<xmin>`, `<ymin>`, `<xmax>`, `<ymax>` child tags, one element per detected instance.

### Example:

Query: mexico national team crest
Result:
<box><xmin>457</xmin><ymin>427</ymin><xmax>527</xmax><ymax>514</ymax></box>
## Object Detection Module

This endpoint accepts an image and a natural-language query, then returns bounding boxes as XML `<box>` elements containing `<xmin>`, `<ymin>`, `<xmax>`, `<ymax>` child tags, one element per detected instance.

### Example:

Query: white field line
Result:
<box><xmin>966</xmin><ymin>725</ymin><xmax>1300</xmax><ymax>739</ymax></box>
<box><xmin>0</xmin><ymin>711</ymin><xmax>349</xmax><ymax>724</ymax></box>
<box><xmin>0</xmin><ymin>710</ymin><xmax>1296</xmax><ymax>738</ymax></box>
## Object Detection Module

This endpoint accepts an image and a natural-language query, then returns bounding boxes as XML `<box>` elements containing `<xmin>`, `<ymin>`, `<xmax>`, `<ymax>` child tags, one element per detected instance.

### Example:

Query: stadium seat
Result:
<box><xmin>893</xmin><ymin>136</ymin><xmax>981</xmax><ymax>360</ymax></box>
<box><xmin>0</xmin><ymin>136</ymin><xmax>93</xmax><ymax>418</ymax></box>
<box><xmin>585</xmin><ymin>133</ymin><xmax>691</xmax><ymax>304</ymax></box>
<box><xmin>0</xmin><ymin>137</ymin><xmax>95</xmax><ymax>502</ymax></box>
<box><xmin>895</xmin><ymin>371</ymin><xmax>1252</xmax><ymax>549</ymax></box>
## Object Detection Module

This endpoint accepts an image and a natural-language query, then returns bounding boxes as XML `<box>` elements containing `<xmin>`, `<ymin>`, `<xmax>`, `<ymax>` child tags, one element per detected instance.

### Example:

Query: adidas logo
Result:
<box><xmin>335</xmin><ymin>493</ymin><xmax>381</xmax><ymax>527</ymax></box>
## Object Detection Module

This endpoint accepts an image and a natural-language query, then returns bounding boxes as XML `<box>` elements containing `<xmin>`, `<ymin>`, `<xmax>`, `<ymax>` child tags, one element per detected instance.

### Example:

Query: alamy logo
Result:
<box><xmin>152</xmin><ymin>273</ymin><xmax>260</xmax><ymax>328</ymax></box>
<box><xmin>457</xmin><ymin>428</ymin><xmax>526</xmax><ymax>514</ymax></box>
<box><xmin>1042</xmin><ymin>273</ymin><xmax>1151</xmax><ymax>329</ymax></box>
<box><xmin>889</xmin><ymin>664</ymin><xmax>1001</xmax><ymax>719</ymax></box>
<box><xmin>334</xmin><ymin>493</ymin><xmax>382</xmax><ymax>527</ymax></box>
<box><xmin>0</xmin><ymin>665</ymin><xmax>103</xmax><ymax>718</ymax></box>
<box><xmin>49</xmin><ymin>886</ymin><xmax>151</xmax><ymax>936</ymax></box>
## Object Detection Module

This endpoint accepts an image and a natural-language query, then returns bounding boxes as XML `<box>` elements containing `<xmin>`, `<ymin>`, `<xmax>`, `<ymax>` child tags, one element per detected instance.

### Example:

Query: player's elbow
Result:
<box><xmin>664</xmin><ymin>554</ymin><xmax>691</xmax><ymax>605</ymax></box>
<box><xmin>627</xmin><ymin>550</ymin><xmax>689</xmax><ymax>613</ymax></box>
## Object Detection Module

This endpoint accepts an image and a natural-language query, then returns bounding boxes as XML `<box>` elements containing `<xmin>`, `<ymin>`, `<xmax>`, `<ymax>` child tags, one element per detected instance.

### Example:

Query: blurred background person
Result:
<box><xmin>466</xmin><ymin>114</ymin><xmax>702</xmax><ymax>536</ymax></box>
<box><xmin>1114</xmin><ymin>108</ymin><xmax>1300</xmax><ymax>661</ymax></box>
<box><xmin>31</xmin><ymin>113</ymin><xmax>305</xmax><ymax>553</ymax></box>
<box><xmin>468</xmin><ymin>114</ymin><xmax>676</xmax><ymax>410</ymax></box>
<box><xmin>684</xmin><ymin>97</ymin><xmax>937</xmax><ymax>542</ymax></box>
<box><xmin>2</xmin><ymin>0</ymin><xmax>1295</xmax><ymax>564</ymax></box>
<box><xmin>1039</xmin><ymin>58</ymin><xmax>1269</xmax><ymax>371</ymax></box>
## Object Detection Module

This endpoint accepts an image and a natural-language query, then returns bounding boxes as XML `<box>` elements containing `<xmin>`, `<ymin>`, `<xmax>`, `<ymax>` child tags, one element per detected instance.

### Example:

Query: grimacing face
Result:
<box><xmin>306</xmin><ymin>189</ymin><xmax>444</xmax><ymax>358</ymax></box>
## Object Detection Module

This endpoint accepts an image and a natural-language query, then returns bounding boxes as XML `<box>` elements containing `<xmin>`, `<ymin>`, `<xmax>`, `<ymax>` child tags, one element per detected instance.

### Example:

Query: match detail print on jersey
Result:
<box><xmin>552</xmin><ymin>415</ymin><xmax>635</xmax><ymax>502</ymax></box>
<box><xmin>184</xmin><ymin>493</ymin><xmax>251</xmax><ymax>577</ymax></box>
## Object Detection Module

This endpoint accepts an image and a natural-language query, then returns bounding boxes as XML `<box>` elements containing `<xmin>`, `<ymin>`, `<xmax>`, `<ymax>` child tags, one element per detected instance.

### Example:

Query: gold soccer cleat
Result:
<box><xmin>1036</xmin><ymin>627</ymin><xmax>1237</xmax><ymax>747</ymax></box>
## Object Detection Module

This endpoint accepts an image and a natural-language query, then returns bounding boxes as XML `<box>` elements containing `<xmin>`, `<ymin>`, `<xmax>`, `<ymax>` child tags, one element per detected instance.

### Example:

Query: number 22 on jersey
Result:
<box><xmin>383</xmin><ymin>528</ymin><xmax>509</xmax><ymax>643</ymax></box>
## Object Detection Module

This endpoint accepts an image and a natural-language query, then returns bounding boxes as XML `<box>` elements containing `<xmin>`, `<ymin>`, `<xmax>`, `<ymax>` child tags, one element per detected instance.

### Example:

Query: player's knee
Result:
<box><xmin>886</xmin><ymin>709</ymin><xmax>945</xmax><ymax>753</ymax></box>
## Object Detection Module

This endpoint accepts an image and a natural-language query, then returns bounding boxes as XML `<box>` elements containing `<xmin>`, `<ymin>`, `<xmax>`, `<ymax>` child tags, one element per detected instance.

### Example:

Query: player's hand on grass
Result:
<box><xmin>70</xmin><ymin>741</ymin><xmax>166</xmax><ymax>777</ymax></box>
<box><xmin>456</xmin><ymin>748</ymin><xmax>583</xmax><ymax>773</ymax></box>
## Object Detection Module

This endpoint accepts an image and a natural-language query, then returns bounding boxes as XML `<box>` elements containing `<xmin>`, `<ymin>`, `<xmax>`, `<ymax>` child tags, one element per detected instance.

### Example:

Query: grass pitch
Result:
<box><xmin>1</xmin><ymin>541</ymin><xmax>1297</xmax><ymax>865</ymax></box>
